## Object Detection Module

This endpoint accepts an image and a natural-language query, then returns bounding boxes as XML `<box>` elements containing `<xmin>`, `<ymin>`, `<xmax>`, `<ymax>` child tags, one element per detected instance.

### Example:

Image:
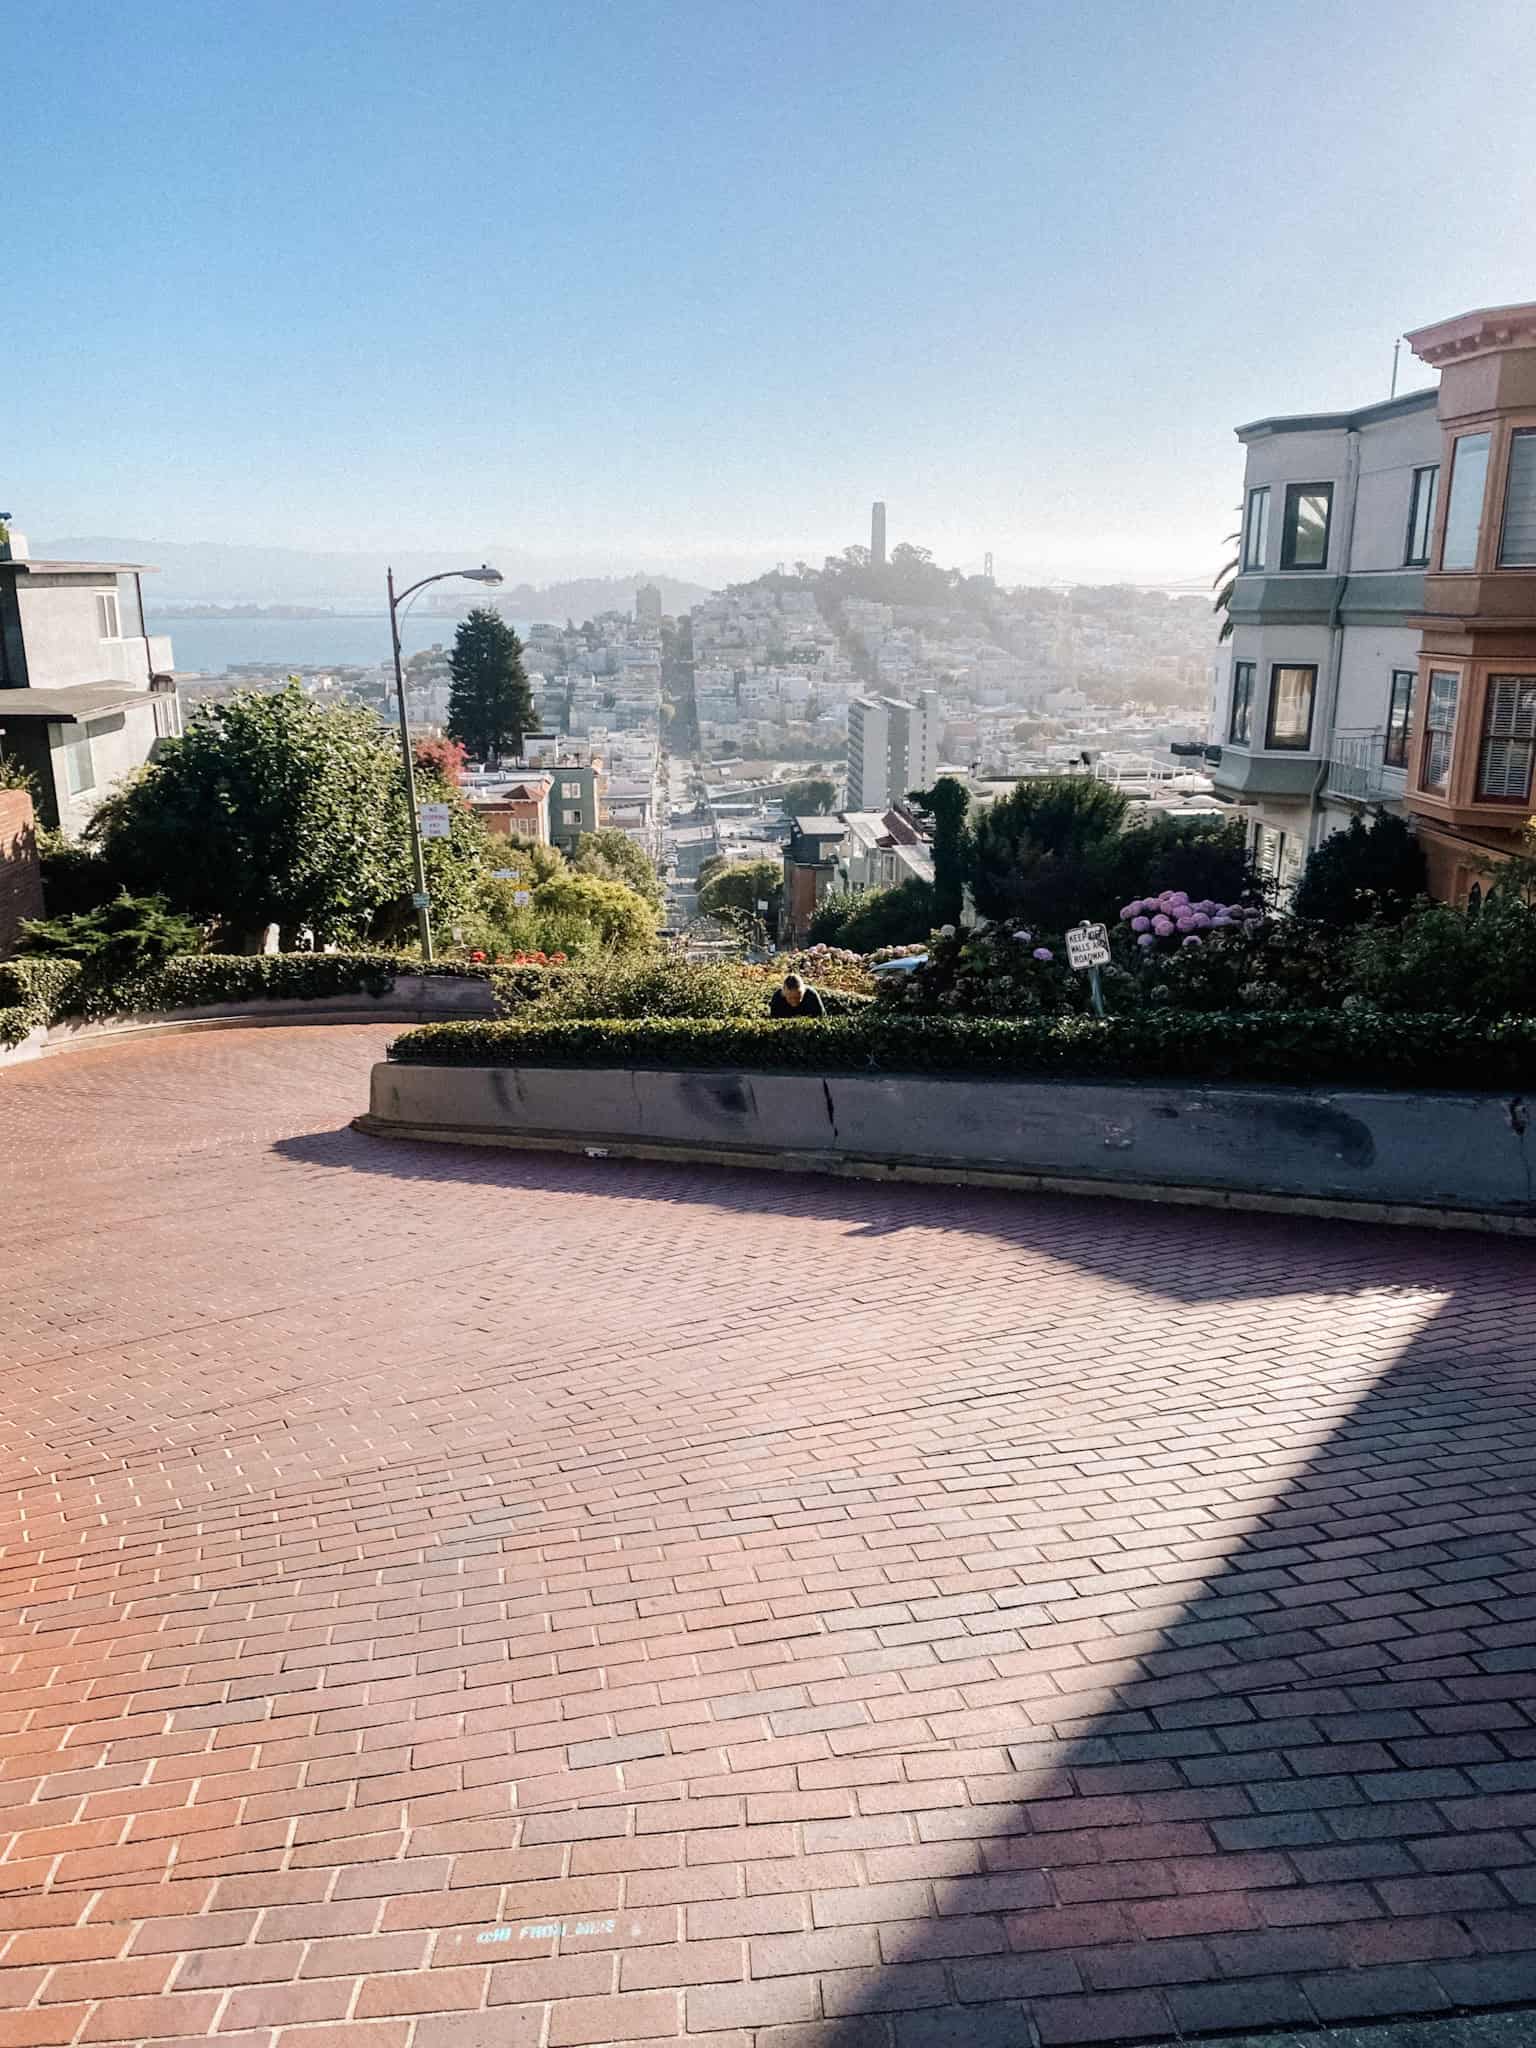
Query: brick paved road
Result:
<box><xmin>4</xmin><ymin>1025</ymin><xmax>1536</xmax><ymax>2048</ymax></box>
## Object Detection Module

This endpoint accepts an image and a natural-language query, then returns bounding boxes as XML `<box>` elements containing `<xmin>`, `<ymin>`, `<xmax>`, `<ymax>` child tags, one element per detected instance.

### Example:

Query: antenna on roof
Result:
<box><xmin>1390</xmin><ymin>337</ymin><xmax>1402</xmax><ymax>399</ymax></box>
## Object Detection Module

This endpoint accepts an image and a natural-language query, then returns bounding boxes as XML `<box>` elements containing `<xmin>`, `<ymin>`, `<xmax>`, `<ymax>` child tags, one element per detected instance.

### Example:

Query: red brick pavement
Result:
<box><xmin>3</xmin><ymin>1024</ymin><xmax>1536</xmax><ymax>2046</ymax></box>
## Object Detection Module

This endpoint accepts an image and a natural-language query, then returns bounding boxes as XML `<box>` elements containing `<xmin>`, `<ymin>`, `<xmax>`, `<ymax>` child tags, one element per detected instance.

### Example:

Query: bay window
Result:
<box><xmin>1280</xmin><ymin>483</ymin><xmax>1332</xmax><ymax>570</ymax></box>
<box><xmin>1265</xmin><ymin>663</ymin><xmax>1317</xmax><ymax>750</ymax></box>
<box><xmin>1384</xmin><ymin>670</ymin><xmax>1415</xmax><ymax>768</ymax></box>
<box><xmin>1405</xmin><ymin>465</ymin><xmax>1439</xmax><ymax>567</ymax></box>
<box><xmin>1477</xmin><ymin>676</ymin><xmax>1536</xmax><ymax>802</ymax></box>
<box><xmin>1229</xmin><ymin>660</ymin><xmax>1255</xmax><ymax>745</ymax></box>
<box><xmin>1241</xmin><ymin>488</ymin><xmax>1270</xmax><ymax>571</ymax></box>
<box><xmin>1441</xmin><ymin>432</ymin><xmax>1491</xmax><ymax>570</ymax></box>
<box><xmin>1498</xmin><ymin>430</ymin><xmax>1536</xmax><ymax>567</ymax></box>
<box><xmin>1420</xmin><ymin>670</ymin><xmax>1460</xmax><ymax>793</ymax></box>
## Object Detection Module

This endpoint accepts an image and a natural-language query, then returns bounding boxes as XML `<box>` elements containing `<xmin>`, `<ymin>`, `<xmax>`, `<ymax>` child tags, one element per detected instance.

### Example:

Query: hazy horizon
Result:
<box><xmin>10</xmin><ymin>1</ymin><xmax>1534</xmax><ymax>584</ymax></box>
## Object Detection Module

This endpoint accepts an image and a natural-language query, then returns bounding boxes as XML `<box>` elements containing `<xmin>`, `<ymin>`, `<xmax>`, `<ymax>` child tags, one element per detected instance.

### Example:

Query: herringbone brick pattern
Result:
<box><xmin>2</xmin><ymin>1024</ymin><xmax>1535</xmax><ymax>2046</ymax></box>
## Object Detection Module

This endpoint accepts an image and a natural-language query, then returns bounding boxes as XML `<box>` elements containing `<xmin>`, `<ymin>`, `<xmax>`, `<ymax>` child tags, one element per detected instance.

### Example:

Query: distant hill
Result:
<box><xmin>38</xmin><ymin>538</ymin><xmax>711</xmax><ymax>617</ymax></box>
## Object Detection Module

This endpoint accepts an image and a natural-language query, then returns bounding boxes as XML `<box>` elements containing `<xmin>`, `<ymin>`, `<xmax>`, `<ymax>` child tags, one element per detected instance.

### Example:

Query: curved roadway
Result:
<box><xmin>3</xmin><ymin>1024</ymin><xmax>1536</xmax><ymax>2046</ymax></box>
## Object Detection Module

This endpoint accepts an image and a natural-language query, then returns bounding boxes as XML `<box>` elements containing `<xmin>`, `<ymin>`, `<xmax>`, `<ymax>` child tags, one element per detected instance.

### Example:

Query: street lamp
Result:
<box><xmin>387</xmin><ymin>563</ymin><xmax>502</xmax><ymax>961</ymax></box>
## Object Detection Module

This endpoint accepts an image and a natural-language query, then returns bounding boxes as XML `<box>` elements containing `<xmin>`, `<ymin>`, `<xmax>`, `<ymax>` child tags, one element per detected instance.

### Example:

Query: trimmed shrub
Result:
<box><xmin>386</xmin><ymin>1009</ymin><xmax>1536</xmax><ymax>1092</ymax></box>
<box><xmin>1347</xmin><ymin>892</ymin><xmax>1536</xmax><ymax>1016</ymax></box>
<box><xmin>0</xmin><ymin>951</ymin><xmax>494</xmax><ymax>1037</ymax></box>
<box><xmin>18</xmin><ymin>894</ymin><xmax>205</xmax><ymax>975</ymax></box>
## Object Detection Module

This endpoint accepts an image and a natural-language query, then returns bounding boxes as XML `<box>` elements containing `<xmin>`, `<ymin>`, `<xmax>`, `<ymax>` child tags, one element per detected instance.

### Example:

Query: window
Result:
<box><xmin>561</xmin><ymin>779</ymin><xmax>581</xmax><ymax>798</ymax></box>
<box><xmin>1241</xmin><ymin>487</ymin><xmax>1270</xmax><ymax>571</ymax></box>
<box><xmin>95</xmin><ymin>591</ymin><xmax>120</xmax><ymax>639</ymax></box>
<box><xmin>1405</xmin><ymin>465</ymin><xmax>1439</xmax><ymax>566</ymax></box>
<box><xmin>1477</xmin><ymin>676</ymin><xmax>1536</xmax><ymax>802</ymax></box>
<box><xmin>1441</xmin><ymin>432</ymin><xmax>1491</xmax><ymax>569</ymax></box>
<box><xmin>1498</xmin><ymin>430</ymin><xmax>1536</xmax><ymax>567</ymax></box>
<box><xmin>61</xmin><ymin>721</ymin><xmax>96</xmax><ymax>795</ymax></box>
<box><xmin>1420</xmin><ymin>669</ymin><xmax>1460</xmax><ymax>793</ymax></box>
<box><xmin>562</xmin><ymin>807</ymin><xmax>580</xmax><ymax>825</ymax></box>
<box><xmin>1229</xmin><ymin>660</ymin><xmax>1255</xmax><ymax>745</ymax></box>
<box><xmin>1384</xmin><ymin>669</ymin><xmax>1416</xmax><ymax>768</ymax></box>
<box><xmin>1280</xmin><ymin>483</ymin><xmax>1332</xmax><ymax>570</ymax></box>
<box><xmin>1265</xmin><ymin>663</ymin><xmax>1317</xmax><ymax>750</ymax></box>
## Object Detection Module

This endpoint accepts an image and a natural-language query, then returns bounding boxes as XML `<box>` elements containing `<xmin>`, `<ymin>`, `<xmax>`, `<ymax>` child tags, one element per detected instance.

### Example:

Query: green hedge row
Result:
<box><xmin>387</xmin><ymin>1010</ymin><xmax>1536</xmax><ymax>1091</ymax></box>
<box><xmin>0</xmin><ymin>952</ymin><xmax>493</xmax><ymax>1047</ymax></box>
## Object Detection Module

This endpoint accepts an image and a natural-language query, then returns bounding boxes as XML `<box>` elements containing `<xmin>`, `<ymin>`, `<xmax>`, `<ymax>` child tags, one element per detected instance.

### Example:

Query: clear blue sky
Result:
<box><xmin>7</xmin><ymin>0</ymin><xmax>1535</xmax><ymax>587</ymax></box>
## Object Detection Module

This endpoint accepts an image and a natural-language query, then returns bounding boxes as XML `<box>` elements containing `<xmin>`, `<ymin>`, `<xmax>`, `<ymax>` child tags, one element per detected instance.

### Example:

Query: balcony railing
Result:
<box><xmin>1326</xmin><ymin>729</ymin><xmax>1407</xmax><ymax>804</ymax></box>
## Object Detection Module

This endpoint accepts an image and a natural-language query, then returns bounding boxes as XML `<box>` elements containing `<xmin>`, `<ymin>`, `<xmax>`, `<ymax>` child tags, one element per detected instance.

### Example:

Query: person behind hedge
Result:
<box><xmin>770</xmin><ymin>971</ymin><xmax>825</xmax><ymax>1019</ymax></box>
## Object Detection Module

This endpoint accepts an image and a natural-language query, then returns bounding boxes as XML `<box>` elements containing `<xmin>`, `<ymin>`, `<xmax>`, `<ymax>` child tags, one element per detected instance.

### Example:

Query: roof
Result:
<box><xmin>791</xmin><ymin>815</ymin><xmax>846</xmax><ymax>837</ymax></box>
<box><xmin>0</xmin><ymin>557</ymin><xmax>156</xmax><ymax>575</ymax></box>
<box><xmin>0</xmin><ymin>683</ymin><xmax>152</xmax><ymax>722</ymax></box>
<box><xmin>1235</xmin><ymin>387</ymin><xmax>1438</xmax><ymax>443</ymax></box>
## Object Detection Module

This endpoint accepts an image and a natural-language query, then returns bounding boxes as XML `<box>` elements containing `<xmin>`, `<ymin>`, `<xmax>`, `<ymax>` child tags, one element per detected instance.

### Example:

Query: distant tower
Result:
<box><xmin>871</xmin><ymin>501</ymin><xmax>887</xmax><ymax>566</ymax></box>
<box><xmin>983</xmin><ymin>551</ymin><xmax>994</xmax><ymax>583</ymax></box>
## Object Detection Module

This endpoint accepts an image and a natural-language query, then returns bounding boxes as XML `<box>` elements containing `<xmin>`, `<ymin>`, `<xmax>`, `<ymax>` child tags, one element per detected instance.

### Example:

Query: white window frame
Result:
<box><xmin>95</xmin><ymin>591</ymin><xmax>121</xmax><ymax>640</ymax></box>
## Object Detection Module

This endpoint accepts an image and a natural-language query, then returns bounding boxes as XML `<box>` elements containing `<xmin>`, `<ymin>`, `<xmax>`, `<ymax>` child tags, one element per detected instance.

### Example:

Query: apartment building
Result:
<box><xmin>0</xmin><ymin>530</ymin><xmax>180</xmax><ymax>833</ymax></box>
<box><xmin>847</xmin><ymin>689</ymin><xmax>941</xmax><ymax>810</ymax></box>
<box><xmin>1204</xmin><ymin>390</ymin><xmax>1439</xmax><ymax>895</ymax></box>
<box><xmin>1205</xmin><ymin>297</ymin><xmax>1536</xmax><ymax>903</ymax></box>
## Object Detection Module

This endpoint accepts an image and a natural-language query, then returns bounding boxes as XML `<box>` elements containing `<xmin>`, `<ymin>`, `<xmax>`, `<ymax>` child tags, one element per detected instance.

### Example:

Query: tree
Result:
<box><xmin>908</xmin><ymin>776</ymin><xmax>971</xmax><ymax>928</ymax></box>
<box><xmin>89</xmin><ymin>685</ymin><xmax>486</xmax><ymax>948</ymax></box>
<box><xmin>572</xmin><ymin>828</ymin><xmax>664</xmax><ymax>907</ymax></box>
<box><xmin>414</xmin><ymin>736</ymin><xmax>467</xmax><ymax>787</ymax></box>
<box><xmin>1212</xmin><ymin>526</ymin><xmax>1240</xmax><ymax>644</ymax></box>
<box><xmin>809</xmin><ymin>880</ymin><xmax>935</xmax><ymax>951</ymax></box>
<box><xmin>967</xmin><ymin>775</ymin><xmax>1129</xmax><ymax>927</ymax></box>
<box><xmin>446</xmin><ymin>608</ymin><xmax>536</xmax><ymax>762</ymax></box>
<box><xmin>531</xmin><ymin>873</ymin><xmax>657</xmax><ymax>955</ymax></box>
<box><xmin>697</xmin><ymin>858</ymin><xmax>783</xmax><ymax>926</ymax></box>
<box><xmin>1116</xmin><ymin>813</ymin><xmax>1249</xmax><ymax>906</ymax></box>
<box><xmin>1292</xmin><ymin>812</ymin><xmax>1428</xmax><ymax>928</ymax></box>
<box><xmin>779</xmin><ymin>776</ymin><xmax>837</xmax><ymax>816</ymax></box>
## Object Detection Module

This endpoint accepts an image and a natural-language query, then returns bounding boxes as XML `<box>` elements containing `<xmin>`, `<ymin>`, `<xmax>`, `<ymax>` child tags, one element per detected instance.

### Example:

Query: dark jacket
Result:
<box><xmin>770</xmin><ymin>984</ymin><xmax>826</xmax><ymax>1018</ymax></box>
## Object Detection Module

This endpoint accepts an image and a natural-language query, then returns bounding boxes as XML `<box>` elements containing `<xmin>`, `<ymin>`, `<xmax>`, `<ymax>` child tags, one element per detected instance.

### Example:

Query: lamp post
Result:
<box><xmin>387</xmin><ymin>563</ymin><xmax>502</xmax><ymax>961</ymax></box>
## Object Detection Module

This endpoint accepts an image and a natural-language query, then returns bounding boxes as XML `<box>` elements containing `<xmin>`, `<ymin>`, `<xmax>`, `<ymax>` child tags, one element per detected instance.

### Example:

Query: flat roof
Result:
<box><xmin>792</xmin><ymin>815</ymin><xmax>846</xmax><ymax>836</ymax></box>
<box><xmin>1235</xmin><ymin>386</ymin><xmax>1438</xmax><ymax>443</ymax></box>
<box><xmin>1</xmin><ymin>557</ymin><xmax>157</xmax><ymax>575</ymax></box>
<box><xmin>0</xmin><ymin>683</ymin><xmax>151</xmax><ymax>721</ymax></box>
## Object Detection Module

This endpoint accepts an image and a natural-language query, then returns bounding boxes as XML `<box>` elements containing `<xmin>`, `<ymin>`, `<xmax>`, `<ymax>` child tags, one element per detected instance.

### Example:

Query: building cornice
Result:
<box><xmin>1407</xmin><ymin>302</ymin><xmax>1536</xmax><ymax>368</ymax></box>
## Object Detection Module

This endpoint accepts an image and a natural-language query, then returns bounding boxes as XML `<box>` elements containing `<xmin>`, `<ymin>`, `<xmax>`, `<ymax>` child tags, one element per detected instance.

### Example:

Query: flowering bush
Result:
<box><xmin>1118</xmin><ymin>890</ymin><xmax>1263</xmax><ymax>951</ymax></box>
<box><xmin>874</xmin><ymin>923</ymin><xmax>1092</xmax><ymax>1018</ymax></box>
<box><xmin>775</xmin><ymin>947</ymin><xmax>880</xmax><ymax>995</ymax></box>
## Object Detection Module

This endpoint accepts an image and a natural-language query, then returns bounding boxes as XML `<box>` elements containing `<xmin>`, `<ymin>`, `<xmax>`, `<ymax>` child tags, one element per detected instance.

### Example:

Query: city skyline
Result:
<box><xmin>8</xmin><ymin>0</ymin><xmax>1535</xmax><ymax>584</ymax></box>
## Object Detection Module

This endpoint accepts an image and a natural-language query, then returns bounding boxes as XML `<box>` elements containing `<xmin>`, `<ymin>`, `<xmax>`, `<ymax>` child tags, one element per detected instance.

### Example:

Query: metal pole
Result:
<box><xmin>388</xmin><ymin>566</ymin><xmax>434</xmax><ymax>962</ymax></box>
<box><xmin>1088</xmin><ymin>963</ymin><xmax>1106</xmax><ymax>1019</ymax></box>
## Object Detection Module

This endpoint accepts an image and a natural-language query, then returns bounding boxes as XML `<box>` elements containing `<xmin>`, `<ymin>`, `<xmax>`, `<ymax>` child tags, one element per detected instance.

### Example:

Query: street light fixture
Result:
<box><xmin>386</xmin><ymin>563</ymin><xmax>503</xmax><ymax>961</ymax></box>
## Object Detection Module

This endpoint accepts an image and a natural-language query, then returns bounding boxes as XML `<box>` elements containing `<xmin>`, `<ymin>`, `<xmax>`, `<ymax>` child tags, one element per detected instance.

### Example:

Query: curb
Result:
<box><xmin>350</xmin><ymin>1113</ymin><xmax>1536</xmax><ymax>1238</ymax></box>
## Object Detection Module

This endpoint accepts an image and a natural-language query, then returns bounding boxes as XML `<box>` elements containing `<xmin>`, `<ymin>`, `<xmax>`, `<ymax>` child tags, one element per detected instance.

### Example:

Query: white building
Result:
<box><xmin>846</xmin><ymin>690</ymin><xmax>941</xmax><ymax>810</ymax></box>
<box><xmin>1205</xmin><ymin>388</ymin><xmax>1439</xmax><ymax>895</ymax></box>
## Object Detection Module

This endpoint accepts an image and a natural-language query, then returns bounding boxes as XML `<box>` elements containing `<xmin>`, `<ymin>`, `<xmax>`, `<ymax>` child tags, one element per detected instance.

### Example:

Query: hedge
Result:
<box><xmin>0</xmin><ymin>952</ymin><xmax>493</xmax><ymax>1047</ymax></box>
<box><xmin>387</xmin><ymin>1010</ymin><xmax>1536</xmax><ymax>1091</ymax></box>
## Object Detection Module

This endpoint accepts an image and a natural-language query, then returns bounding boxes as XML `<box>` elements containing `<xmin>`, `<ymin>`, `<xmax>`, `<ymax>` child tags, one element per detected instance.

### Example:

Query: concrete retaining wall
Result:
<box><xmin>0</xmin><ymin>974</ymin><xmax>495</xmax><ymax>1068</ymax></box>
<box><xmin>360</xmin><ymin>1061</ymin><xmax>1536</xmax><ymax>1232</ymax></box>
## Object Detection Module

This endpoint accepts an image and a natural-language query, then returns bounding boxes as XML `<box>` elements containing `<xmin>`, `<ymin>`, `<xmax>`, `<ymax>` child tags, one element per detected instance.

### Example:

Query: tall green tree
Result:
<box><xmin>446</xmin><ymin>608</ymin><xmax>536</xmax><ymax>762</ymax></box>
<box><xmin>573</xmin><ymin>827</ymin><xmax>665</xmax><ymax>907</ymax></box>
<box><xmin>89</xmin><ymin>685</ymin><xmax>486</xmax><ymax>947</ymax></box>
<box><xmin>908</xmin><ymin>776</ymin><xmax>971</xmax><ymax>928</ymax></box>
<box><xmin>698</xmin><ymin>858</ymin><xmax>783</xmax><ymax>926</ymax></box>
<box><xmin>778</xmin><ymin>775</ymin><xmax>837</xmax><ymax>816</ymax></box>
<box><xmin>1292</xmin><ymin>812</ymin><xmax>1427</xmax><ymax>928</ymax></box>
<box><xmin>967</xmin><ymin>775</ymin><xmax>1129</xmax><ymax>926</ymax></box>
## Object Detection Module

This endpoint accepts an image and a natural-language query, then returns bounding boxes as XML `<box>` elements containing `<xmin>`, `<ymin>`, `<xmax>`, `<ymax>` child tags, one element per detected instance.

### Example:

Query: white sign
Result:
<box><xmin>513</xmin><ymin>890</ymin><xmax>532</xmax><ymax>908</ymax></box>
<box><xmin>417</xmin><ymin>802</ymin><xmax>452</xmax><ymax>840</ymax></box>
<box><xmin>1066</xmin><ymin>921</ymin><xmax>1112</xmax><ymax>971</ymax></box>
<box><xmin>491</xmin><ymin>868</ymin><xmax>519</xmax><ymax>880</ymax></box>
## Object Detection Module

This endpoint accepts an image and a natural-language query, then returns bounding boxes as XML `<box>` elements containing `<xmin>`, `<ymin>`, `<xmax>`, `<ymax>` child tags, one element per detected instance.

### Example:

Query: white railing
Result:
<box><xmin>1326</xmin><ymin>729</ymin><xmax>1407</xmax><ymax>804</ymax></box>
